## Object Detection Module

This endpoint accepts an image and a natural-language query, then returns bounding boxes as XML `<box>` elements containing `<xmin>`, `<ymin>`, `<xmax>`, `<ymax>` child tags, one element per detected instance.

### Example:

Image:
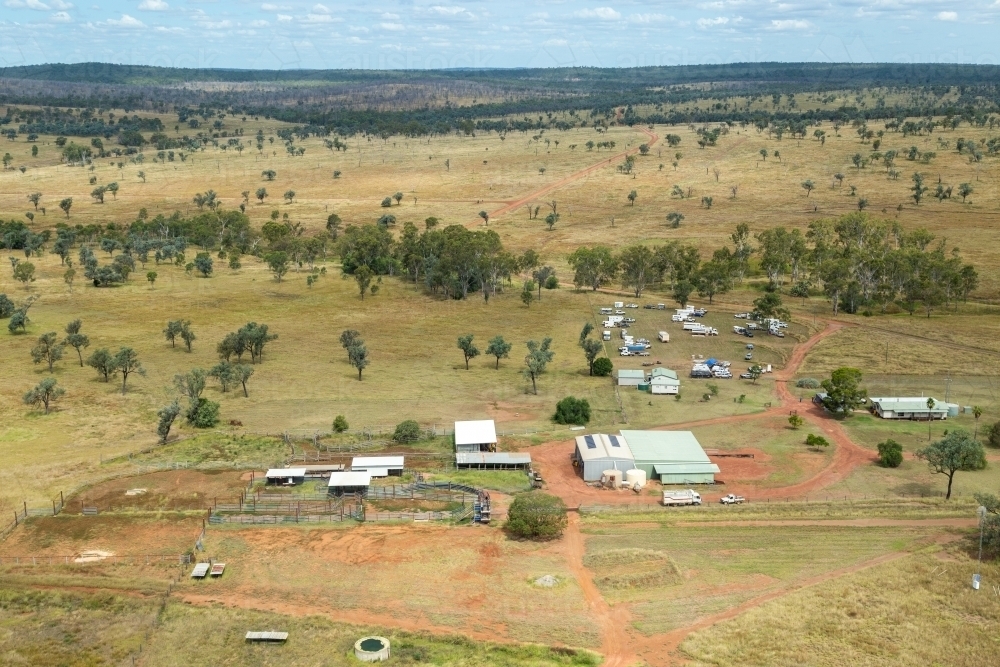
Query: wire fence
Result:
<box><xmin>0</xmin><ymin>553</ymin><xmax>191</xmax><ymax>566</ymax></box>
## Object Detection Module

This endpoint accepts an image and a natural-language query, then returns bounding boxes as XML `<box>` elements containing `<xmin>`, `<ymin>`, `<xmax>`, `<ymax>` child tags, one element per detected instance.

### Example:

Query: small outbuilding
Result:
<box><xmin>617</xmin><ymin>370</ymin><xmax>645</xmax><ymax>387</ymax></box>
<box><xmin>351</xmin><ymin>456</ymin><xmax>404</xmax><ymax>477</ymax></box>
<box><xmin>649</xmin><ymin>368</ymin><xmax>680</xmax><ymax>395</ymax></box>
<box><xmin>264</xmin><ymin>468</ymin><xmax>307</xmax><ymax>486</ymax></box>
<box><xmin>455</xmin><ymin>452</ymin><xmax>531</xmax><ymax>469</ymax></box>
<box><xmin>327</xmin><ymin>471</ymin><xmax>372</xmax><ymax>496</ymax></box>
<box><xmin>573</xmin><ymin>434</ymin><xmax>635</xmax><ymax>482</ymax></box>
<box><xmin>870</xmin><ymin>397</ymin><xmax>949</xmax><ymax>420</ymax></box>
<box><xmin>619</xmin><ymin>430</ymin><xmax>719</xmax><ymax>484</ymax></box>
<box><xmin>454</xmin><ymin>420</ymin><xmax>498</xmax><ymax>452</ymax></box>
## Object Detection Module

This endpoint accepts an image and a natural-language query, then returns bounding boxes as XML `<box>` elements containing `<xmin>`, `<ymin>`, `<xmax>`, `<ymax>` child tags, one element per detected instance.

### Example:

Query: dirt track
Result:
<box><xmin>483</xmin><ymin>127</ymin><xmax>659</xmax><ymax>223</ymax></box>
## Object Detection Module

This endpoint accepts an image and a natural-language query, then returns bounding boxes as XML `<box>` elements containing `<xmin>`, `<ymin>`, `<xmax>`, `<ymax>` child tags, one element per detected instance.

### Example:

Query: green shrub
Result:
<box><xmin>332</xmin><ymin>415</ymin><xmax>349</xmax><ymax>433</ymax></box>
<box><xmin>186</xmin><ymin>398</ymin><xmax>220</xmax><ymax>428</ymax></box>
<box><xmin>592</xmin><ymin>357</ymin><xmax>613</xmax><ymax>377</ymax></box>
<box><xmin>988</xmin><ymin>421</ymin><xmax>1000</xmax><ymax>449</ymax></box>
<box><xmin>553</xmin><ymin>396</ymin><xmax>591</xmax><ymax>425</ymax></box>
<box><xmin>796</xmin><ymin>377</ymin><xmax>821</xmax><ymax>389</ymax></box>
<box><xmin>393</xmin><ymin>419</ymin><xmax>422</xmax><ymax>443</ymax></box>
<box><xmin>805</xmin><ymin>433</ymin><xmax>830</xmax><ymax>448</ymax></box>
<box><xmin>544</xmin><ymin>275</ymin><xmax>559</xmax><ymax>289</ymax></box>
<box><xmin>877</xmin><ymin>439</ymin><xmax>903</xmax><ymax>467</ymax></box>
<box><xmin>506</xmin><ymin>493</ymin><xmax>567</xmax><ymax>540</ymax></box>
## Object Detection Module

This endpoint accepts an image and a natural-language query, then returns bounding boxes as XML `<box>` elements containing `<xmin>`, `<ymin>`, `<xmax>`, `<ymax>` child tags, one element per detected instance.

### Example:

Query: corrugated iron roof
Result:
<box><xmin>871</xmin><ymin>397</ymin><xmax>947</xmax><ymax>412</ymax></box>
<box><xmin>327</xmin><ymin>471</ymin><xmax>372</xmax><ymax>487</ymax></box>
<box><xmin>455</xmin><ymin>452</ymin><xmax>531</xmax><ymax>465</ymax></box>
<box><xmin>575</xmin><ymin>434</ymin><xmax>635</xmax><ymax>462</ymax></box>
<box><xmin>620</xmin><ymin>430</ymin><xmax>711</xmax><ymax>464</ymax></box>
<box><xmin>654</xmin><ymin>463</ymin><xmax>721</xmax><ymax>475</ymax></box>
<box><xmin>265</xmin><ymin>468</ymin><xmax>307</xmax><ymax>478</ymax></box>
<box><xmin>351</xmin><ymin>456</ymin><xmax>405</xmax><ymax>468</ymax></box>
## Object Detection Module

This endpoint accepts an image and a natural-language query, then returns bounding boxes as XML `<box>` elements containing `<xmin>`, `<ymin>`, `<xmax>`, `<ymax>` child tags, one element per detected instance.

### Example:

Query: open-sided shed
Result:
<box><xmin>573</xmin><ymin>433</ymin><xmax>635</xmax><ymax>481</ymax></box>
<box><xmin>454</xmin><ymin>420</ymin><xmax>498</xmax><ymax>452</ymax></box>
<box><xmin>619</xmin><ymin>430</ymin><xmax>719</xmax><ymax>484</ymax></box>
<box><xmin>455</xmin><ymin>452</ymin><xmax>531</xmax><ymax>469</ymax></box>
<box><xmin>264</xmin><ymin>468</ymin><xmax>307</xmax><ymax>486</ymax></box>
<box><xmin>327</xmin><ymin>471</ymin><xmax>372</xmax><ymax>496</ymax></box>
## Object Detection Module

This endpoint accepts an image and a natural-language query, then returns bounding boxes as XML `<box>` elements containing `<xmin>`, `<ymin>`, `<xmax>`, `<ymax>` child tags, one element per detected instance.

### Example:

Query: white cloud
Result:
<box><xmin>250</xmin><ymin>19</ymin><xmax>268</xmax><ymax>26</ymax></box>
<box><xmin>544</xmin><ymin>38</ymin><xmax>567</xmax><ymax>46</ymax></box>
<box><xmin>276</xmin><ymin>14</ymin><xmax>292</xmax><ymax>22</ymax></box>
<box><xmin>628</xmin><ymin>13</ymin><xmax>672</xmax><ymax>24</ymax></box>
<box><xmin>428</xmin><ymin>5</ymin><xmax>466</xmax><ymax>15</ymax></box>
<box><xmin>348</xmin><ymin>25</ymin><xmax>369</xmax><ymax>32</ymax></box>
<box><xmin>304</xmin><ymin>13</ymin><xmax>334</xmax><ymax>23</ymax></box>
<box><xmin>50</xmin><ymin>10</ymin><xmax>71</xmax><ymax>21</ymax></box>
<box><xmin>379</xmin><ymin>22</ymin><xmax>404</xmax><ymax>30</ymax></box>
<box><xmin>5</xmin><ymin>0</ymin><xmax>50</xmax><ymax>9</ymax></box>
<box><xmin>574</xmin><ymin>7</ymin><xmax>620</xmax><ymax>20</ymax></box>
<box><xmin>50</xmin><ymin>0</ymin><xmax>71</xmax><ymax>7</ymax></box>
<box><xmin>311</xmin><ymin>3</ymin><xmax>329</xmax><ymax>13</ymax></box>
<box><xmin>770</xmin><ymin>19</ymin><xmax>809</xmax><ymax>30</ymax></box>
<box><xmin>346</xmin><ymin>35</ymin><xmax>367</xmax><ymax>43</ymax></box>
<box><xmin>381</xmin><ymin>12</ymin><xmax>399</xmax><ymax>19</ymax></box>
<box><xmin>138</xmin><ymin>0</ymin><xmax>168</xmax><ymax>10</ymax></box>
<box><xmin>936</xmin><ymin>11</ymin><xmax>957</xmax><ymax>21</ymax></box>
<box><xmin>106</xmin><ymin>14</ymin><xmax>144</xmax><ymax>27</ymax></box>
<box><xmin>261</xmin><ymin>3</ymin><xmax>289</xmax><ymax>11</ymax></box>
<box><xmin>697</xmin><ymin>16</ymin><xmax>728</xmax><ymax>27</ymax></box>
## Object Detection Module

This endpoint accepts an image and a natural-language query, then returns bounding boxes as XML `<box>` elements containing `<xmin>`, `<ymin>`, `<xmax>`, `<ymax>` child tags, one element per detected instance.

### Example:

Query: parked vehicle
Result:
<box><xmin>662</xmin><ymin>489</ymin><xmax>702</xmax><ymax>506</ymax></box>
<box><xmin>643</xmin><ymin>304</ymin><xmax>656</xmax><ymax>310</ymax></box>
<box><xmin>619</xmin><ymin>350</ymin><xmax>634</xmax><ymax>357</ymax></box>
<box><xmin>692</xmin><ymin>308</ymin><xmax>707</xmax><ymax>317</ymax></box>
<box><xmin>746</xmin><ymin>344</ymin><xmax>754</xmax><ymax>350</ymax></box>
<box><xmin>657</xmin><ymin>331</ymin><xmax>670</xmax><ymax>343</ymax></box>
<box><xmin>733</xmin><ymin>326</ymin><xmax>746</xmax><ymax>334</ymax></box>
<box><xmin>739</xmin><ymin>372</ymin><xmax>753</xmax><ymax>379</ymax></box>
<box><xmin>657</xmin><ymin>304</ymin><xmax>666</xmax><ymax>310</ymax></box>
<box><xmin>614</xmin><ymin>301</ymin><xmax>624</xmax><ymax>308</ymax></box>
<box><xmin>614</xmin><ymin>309</ymin><xmax>625</xmax><ymax>315</ymax></box>
<box><xmin>744</xmin><ymin>352</ymin><xmax>753</xmax><ymax>360</ymax></box>
<box><xmin>626</xmin><ymin>303</ymin><xmax>639</xmax><ymax>308</ymax></box>
<box><xmin>637</xmin><ymin>351</ymin><xmax>651</xmax><ymax>357</ymax></box>
<box><xmin>744</xmin><ymin>330</ymin><xmax>754</xmax><ymax>338</ymax></box>
<box><xmin>719</xmin><ymin>494</ymin><xmax>745</xmax><ymax>505</ymax></box>
<box><xmin>623</xmin><ymin>317</ymin><xmax>636</xmax><ymax>324</ymax></box>
<box><xmin>600</xmin><ymin>307</ymin><xmax>613</xmax><ymax>315</ymax></box>
<box><xmin>602</xmin><ymin>330</ymin><xmax>612</xmax><ymax>341</ymax></box>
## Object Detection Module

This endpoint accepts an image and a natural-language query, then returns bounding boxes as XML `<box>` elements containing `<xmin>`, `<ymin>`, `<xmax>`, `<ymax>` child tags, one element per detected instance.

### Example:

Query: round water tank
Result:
<box><xmin>354</xmin><ymin>636</ymin><xmax>390</xmax><ymax>662</ymax></box>
<box><xmin>946</xmin><ymin>403</ymin><xmax>960</xmax><ymax>417</ymax></box>
<box><xmin>625</xmin><ymin>469</ymin><xmax>646</xmax><ymax>488</ymax></box>
<box><xmin>602</xmin><ymin>470</ymin><xmax>622</xmax><ymax>488</ymax></box>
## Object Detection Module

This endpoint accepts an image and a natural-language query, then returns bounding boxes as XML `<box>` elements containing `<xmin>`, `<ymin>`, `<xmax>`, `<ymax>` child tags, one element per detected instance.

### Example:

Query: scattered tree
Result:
<box><xmin>457</xmin><ymin>334</ymin><xmax>480</xmax><ymax>370</ymax></box>
<box><xmin>820</xmin><ymin>367</ymin><xmax>867</xmax><ymax>415</ymax></box>
<box><xmin>522</xmin><ymin>337</ymin><xmax>554</xmax><ymax>395</ymax></box>
<box><xmin>30</xmin><ymin>332</ymin><xmax>64</xmax><ymax>372</ymax></box>
<box><xmin>63</xmin><ymin>319</ymin><xmax>89</xmax><ymax>366</ymax></box>
<box><xmin>806</xmin><ymin>433</ymin><xmax>830</xmax><ymax>447</ymax></box>
<box><xmin>485</xmin><ymin>335</ymin><xmax>512</xmax><ymax>369</ymax></box>
<box><xmin>86</xmin><ymin>348</ymin><xmax>115</xmax><ymax>382</ymax></box>
<box><xmin>592</xmin><ymin>356</ymin><xmax>613</xmax><ymax>377</ymax></box>
<box><xmin>265</xmin><ymin>251</ymin><xmax>289</xmax><ymax>281</ymax></box>
<box><xmin>788</xmin><ymin>414</ymin><xmax>804</xmax><ymax>429</ymax></box>
<box><xmin>916</xmin><ymin>429</ymin><xmax>985</xmax><ymax>499</ymax></box>
<box><xmin>113</xmin><ymin>347</ymin><xmax>144</xmax><ymax>394</ymax></box>
<box><xmin>157</xmin><ymin>400</ymin><xmax>182</xmax><ymax>443</ymax></box>
<box><xmin>348</xmin><ymin>342</ymin><xmax>369</xmax><ymax>380</ymax></box>
<box><xmin>393</xmin><ymin>419</ymin><xmax>422</xmax><ymax>443</ymax></box>
<box><xmin>23</xmin><ymin>377</ymin><xmax>64</xmax><ymax>414</ymax></box>
<box><xmin>332</xmin><ymin>415</ymin><xmax>349</xmax><ymax>433</ymax></box>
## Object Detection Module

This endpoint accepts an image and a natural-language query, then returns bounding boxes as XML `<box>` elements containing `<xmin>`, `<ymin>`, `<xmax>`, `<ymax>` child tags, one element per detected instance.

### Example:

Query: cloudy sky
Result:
<box><xmin>1</xmin><ymin>1</ymin><xmax>997</xmax><ymax>70</ymax></box>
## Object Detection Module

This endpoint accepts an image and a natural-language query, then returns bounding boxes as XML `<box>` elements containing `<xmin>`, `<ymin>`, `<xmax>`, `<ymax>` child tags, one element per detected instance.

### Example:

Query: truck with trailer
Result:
<box><xmin>662</xmin><ymin>489</ymin><xmax>702</xmax><ymax>506</ymax></box>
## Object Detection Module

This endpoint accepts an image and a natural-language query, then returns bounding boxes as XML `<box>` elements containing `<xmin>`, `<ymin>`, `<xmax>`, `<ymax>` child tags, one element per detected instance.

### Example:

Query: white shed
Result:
<box><xmin>573</xmin><ymin>434</ymin><xmax>635</xmax><ymax>482</ymax></box>
<box><xmin>264</xmin><ymin>468</ymin><xmax>307</xmax><ymax>485</ymax></box>
<box><xmin>351</xmin><ymin>456</ymin><xmax>404</xmax><ymax>477</ymax></box>
<box><xmin>327</xmin><ymin>471</ymin><xmax>372</xmax><ymax>496</ymax></box>
<box><xmin>454</xmin><ymin>420</ymin><xmax>498</xmax><ymax>452</ymax></box>
<box><xmin>649</xmin><ymin>368</ymin><xmax>680</xmax><ymax>395</ymax></box>
<box><xmin>617</xmin><ymin>370</ymin><xmax>645</xmax><ymax>387</ymax></box>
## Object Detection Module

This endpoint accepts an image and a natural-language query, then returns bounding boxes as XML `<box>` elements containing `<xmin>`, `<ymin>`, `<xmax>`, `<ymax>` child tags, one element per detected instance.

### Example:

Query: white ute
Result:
<box><xmin>662</xmin><ymin>489</ymin><xmax>702</xmax><ymax>506</ymax></box>
<box><xmin>719</xmin><ymin>494</ymin><xmax>745</xmax><ymax>505</ymax></box>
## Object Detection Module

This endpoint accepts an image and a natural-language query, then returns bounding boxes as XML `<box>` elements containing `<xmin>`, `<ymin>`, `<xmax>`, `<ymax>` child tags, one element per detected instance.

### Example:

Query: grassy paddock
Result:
<box><xmin>682</xmin><ymin>549</ymin><xmax>1000</xmax><ymax>667</ymax></box>
<box><xmin>584</xmin><ymin>523</ymin><xmax>939</xmax><ymax>636</ymax></box>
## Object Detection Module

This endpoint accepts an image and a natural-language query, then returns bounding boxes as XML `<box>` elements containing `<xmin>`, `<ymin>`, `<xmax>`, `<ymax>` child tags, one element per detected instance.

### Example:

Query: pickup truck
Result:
<box><xmin>662</xmin><ymin>489</ymin><xmax>702</xmax><ymax>506</ymax></box>
<box><xmin>719</xmin><ymin>494</ymin><xmax>746</xmax><ymax>505</ymax></box>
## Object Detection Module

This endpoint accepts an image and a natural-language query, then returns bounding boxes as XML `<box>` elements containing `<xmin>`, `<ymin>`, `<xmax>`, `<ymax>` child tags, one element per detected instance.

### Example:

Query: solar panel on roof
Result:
<box><xmin>584</xmin><ymin>435</ymin><xmax>596</xmax><ymax>449</ymax></box>
<box><xmin>608</xmin><ymin>435</ymin><xmax>620</xmax><ymax>447</ymax></box>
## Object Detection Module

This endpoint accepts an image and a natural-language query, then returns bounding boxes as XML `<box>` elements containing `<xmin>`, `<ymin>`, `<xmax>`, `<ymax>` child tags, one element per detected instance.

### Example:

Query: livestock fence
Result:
<box><xmin>0</xmin><ymin>553</ymin><xmax>192</xmax><ymax>566</ymax></box>
<box><xmin>0</xmin><ymin>493</ymin><xmax>66</xmax><ymax>541</ymax></box>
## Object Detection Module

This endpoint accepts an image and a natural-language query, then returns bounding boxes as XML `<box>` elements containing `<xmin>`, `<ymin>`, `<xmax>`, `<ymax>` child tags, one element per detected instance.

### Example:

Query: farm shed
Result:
<box><xmin>454</xmin><ymin>420</ymin><xmax>498</xmax><ymax>452</ymax></box>
<box><xmin>649</xmin><ymin>368</ymin><xmax>680</xmax><ymax>395</ymax></box>
<box><xmin>618</xmin><ymin>430</ymin><xmax>719</xmax><ymax>484</ymax></box>
<box><xmin>617</xmin><ymin>370</ymin><xmax>645</xmax><ymax>387</ymax></box>
<box><xmin>870</xmin><ymin>397</ymin><xmax>949</xmax><ymax>420</ymax></box>
<box><xmin>327</xmin><ymin>471</ymin><xmax>372</xmax><ymax>496</ymax></box>
<box><xmin>573</xmin><ymin>434</ymin><xmax>635</xmax><ymax>482</ymax></box>
<box><xmin>455</xmin><ymin>452</ymin><xmax>531</xmax><ymax>469</ymax></box>
<box><xmin>264</xmin><ymin>468</ymin><xmax>307</xmax><ymax>486</ymax></box>
<box><xmin>351</xmin><ymin>456</ymin><xmax>404</xmax><ymax>477</ymax></box>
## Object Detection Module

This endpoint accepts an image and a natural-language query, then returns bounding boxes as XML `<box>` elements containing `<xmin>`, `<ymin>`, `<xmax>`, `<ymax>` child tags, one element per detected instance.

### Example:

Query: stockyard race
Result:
<box><xmin>2</xmin><ymin>53</ymin><xmax>1000</xmax><ymax>667</ymax></box>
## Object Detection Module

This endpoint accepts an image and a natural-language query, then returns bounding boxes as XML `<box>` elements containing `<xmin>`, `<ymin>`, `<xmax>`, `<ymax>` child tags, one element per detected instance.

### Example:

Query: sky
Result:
<box><xmin>1</xmin><ymin>1</ymin><xmax>998</xmax><ymax>70</ymax></box>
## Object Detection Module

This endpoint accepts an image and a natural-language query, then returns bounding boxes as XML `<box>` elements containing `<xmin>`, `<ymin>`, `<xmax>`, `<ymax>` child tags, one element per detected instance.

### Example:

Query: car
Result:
<box><xmin>739</xmin><ymin>372</ymin><xmax>753</xmax><ymax>379</ymax></box>
<box><xmin>643</xmin><ymin>304</ymin><xmax>655</xmax><ymax>309</ymax></box>
<box><xmin>744</xmin><ymin>331</ymin><xmax>754</xmax><ymax>338</ymax></box>
<box><xmin>719</xmin><ymin>494</ymin><xmax>746</xmax><ymax>505</ymax></box>
<box><xmin>744</xmin><ymin>352</ymin><xmax>753</xmax><ymax>360</ymax></box>
<box><xmin>626</xmin><ymin>303</ymin><xmax>639</xmax><ymax>308</ymax></box>
<box><xmin>746</xmin><ymin>344</ymin><xmax>754</xmax><ymax>350</ymax></box>
<box><xmin>614</xmin><ymin>310</ymin><xmax>625</xmax><ymax>315</ymax></box>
